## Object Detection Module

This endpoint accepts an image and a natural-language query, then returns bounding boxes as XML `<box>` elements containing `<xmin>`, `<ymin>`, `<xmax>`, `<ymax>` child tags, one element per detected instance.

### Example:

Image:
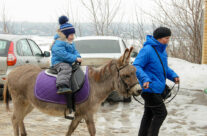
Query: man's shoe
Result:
<box><xmin>57</xmin><ymin>87</ymin><xmax>72</xmax><ymax>94</ymax></box>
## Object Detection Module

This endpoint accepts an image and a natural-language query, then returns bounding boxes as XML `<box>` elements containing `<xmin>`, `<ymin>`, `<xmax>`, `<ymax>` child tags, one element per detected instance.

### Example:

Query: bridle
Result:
<box><xmin>116</xmin><ymin>64</ymin><xmax>139</xmax><ymax>97</ymax></box>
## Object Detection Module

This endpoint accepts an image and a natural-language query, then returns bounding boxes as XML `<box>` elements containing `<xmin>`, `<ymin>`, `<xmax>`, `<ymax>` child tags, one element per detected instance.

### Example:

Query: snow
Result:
<box><xmin>1</xmin><ymin>88</ymin><xmax>207</xmax><ymax>136</ymax></box>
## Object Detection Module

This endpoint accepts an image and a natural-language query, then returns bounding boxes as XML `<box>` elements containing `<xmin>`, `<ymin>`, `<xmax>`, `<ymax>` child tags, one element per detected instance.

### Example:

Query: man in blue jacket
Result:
<box><xmin>133</xmin><ymin>27</ymin><xmax>179</xmax><ymax>136</ymax></box>
<box><xmin>51</xmin><ymin>15</ymin><xmax>82</xmax><ymax>94</ymax></box>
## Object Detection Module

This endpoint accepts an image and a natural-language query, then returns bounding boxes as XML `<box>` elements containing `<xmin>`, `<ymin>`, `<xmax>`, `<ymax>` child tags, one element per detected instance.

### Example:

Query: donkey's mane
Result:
<box><xmin>89</xmin><ymin>59</ymin><xmax>117</xmax><ymax>82</ymax></box>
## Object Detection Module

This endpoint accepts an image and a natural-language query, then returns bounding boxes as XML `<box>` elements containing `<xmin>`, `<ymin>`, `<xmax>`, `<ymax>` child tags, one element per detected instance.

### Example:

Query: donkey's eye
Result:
<box><xmin>125</xmin><ymin>75</ymin><xmax>130</xmax><ymax>78</ymax></box>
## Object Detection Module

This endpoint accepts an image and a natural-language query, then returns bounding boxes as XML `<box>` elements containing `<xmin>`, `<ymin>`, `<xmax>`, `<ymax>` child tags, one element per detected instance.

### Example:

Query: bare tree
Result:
<box><xmin>65</xmin><ymin>0</ymin><xmax>83</xmax><ymax>36</ymax></box>
<box><xmin>143</xmin><ymin>0</ymin><xmax>204</xmax><ymax>63</ymax></box>
<box><xmin>81</xmin><ymin>0</ymin><xmax>121</xmax><ymax>36</ymax></box>
<box><xmin>0</xmin><ymin>0</ymin><xmax>14</xmax><ymax>34</ymax></box>
<box><xmin>127</xmin><ymin>10</ymin><xmax>149</xmax><ymax>50</ymax></box>
<box><xmin>124</xmin><ymin>3</ymin><xmax>157</xmax><ymax>51</ymax></box>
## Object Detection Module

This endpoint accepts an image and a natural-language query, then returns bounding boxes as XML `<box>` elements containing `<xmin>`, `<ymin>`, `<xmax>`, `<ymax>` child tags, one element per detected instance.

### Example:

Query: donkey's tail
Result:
<box><xmin>3</xmin><ymin>79</ymin><xmax>10</xmax><ymax>111</ymax></box>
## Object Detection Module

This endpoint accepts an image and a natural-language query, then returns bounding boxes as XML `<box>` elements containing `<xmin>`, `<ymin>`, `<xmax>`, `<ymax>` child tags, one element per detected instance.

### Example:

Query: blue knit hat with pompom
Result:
<box><xmin>58</xmin><ymin>15</ymin><xmax>75</xmax><ymax>38</ymax></box>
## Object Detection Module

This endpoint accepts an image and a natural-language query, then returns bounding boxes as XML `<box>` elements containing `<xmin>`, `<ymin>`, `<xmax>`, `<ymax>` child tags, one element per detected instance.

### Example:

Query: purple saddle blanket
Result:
<box><xmin>34</xmin><ymin>67</ymin><xmax>90</xmax><ymax>105</ymax></box>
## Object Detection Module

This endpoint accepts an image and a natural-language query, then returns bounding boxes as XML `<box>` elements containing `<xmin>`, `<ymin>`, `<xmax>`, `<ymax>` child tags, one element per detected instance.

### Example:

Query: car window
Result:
<box><xmin>28</xmin><ymin>39</ymin><xmax>42</xmax><ymax>56</ymax></box>
<box><xmin>17</xmin><ymin>39</ymin><xmax>33</xmax><ymax>56</ymax></box>
<box><xmin>74</xmin><ymin>39</ymin><xmax>121</xmax><ymax>53</ymax></box>
<box><xmin>0</xmin><ymin>40</ymin><xmax>9</xmax><ymax>57</ymax></box>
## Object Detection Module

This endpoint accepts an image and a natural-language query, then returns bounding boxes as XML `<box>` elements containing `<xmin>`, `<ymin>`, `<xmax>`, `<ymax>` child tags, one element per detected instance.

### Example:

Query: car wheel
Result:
<box><xmin>123</xmin><ymin>96</ymin><xmax>132</xmax><ymax>103</ymax></box>
<box><xmin>0</xmin><ymin>88</ymin><xmax>3</xmax><ymax>100</ymax></box>
<box><xmin>106</xmin><ymin>91</ymin><xmax>124</xmax><ymax>103</ymax></box>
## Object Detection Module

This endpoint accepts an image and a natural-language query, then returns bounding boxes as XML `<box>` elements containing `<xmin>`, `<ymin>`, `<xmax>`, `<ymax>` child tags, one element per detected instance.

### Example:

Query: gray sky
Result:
<box><xmin>0</xmin><ymin>0</ymin><xmax>154</xmax><ymax>23</ymax></box>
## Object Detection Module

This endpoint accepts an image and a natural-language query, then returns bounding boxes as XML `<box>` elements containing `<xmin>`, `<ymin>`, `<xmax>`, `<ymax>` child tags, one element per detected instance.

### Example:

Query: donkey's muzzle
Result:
<box><xmin>129</xmin><ymin>84</ymin><xmax>142</xmax><ymax>95</ymax></box>
<box><xmin>133</xmin><ymin>89</ymin><xmax>142</xmax><ymax>96</ymax></box>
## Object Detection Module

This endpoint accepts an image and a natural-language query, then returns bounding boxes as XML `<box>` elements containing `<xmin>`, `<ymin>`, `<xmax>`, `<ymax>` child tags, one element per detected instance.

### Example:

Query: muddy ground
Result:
<box><xmin>0</xmin><ymin>89</ymin><xmax>207</xmax><ymax>136</ymax></box>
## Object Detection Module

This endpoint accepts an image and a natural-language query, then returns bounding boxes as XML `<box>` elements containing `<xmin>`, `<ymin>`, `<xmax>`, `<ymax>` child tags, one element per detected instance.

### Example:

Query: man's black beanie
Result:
<box><xmin>153</xmin><ymin>27</ymin><xmax>171</xmax><ymax>39</ymax></box>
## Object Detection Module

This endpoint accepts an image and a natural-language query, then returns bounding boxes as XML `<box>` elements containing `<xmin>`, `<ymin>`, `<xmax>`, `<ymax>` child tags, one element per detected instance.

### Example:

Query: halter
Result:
<box><xmin>116</xmin><ymin>64</ymin><xmax>139</xmax><ymax>97</ymax></box>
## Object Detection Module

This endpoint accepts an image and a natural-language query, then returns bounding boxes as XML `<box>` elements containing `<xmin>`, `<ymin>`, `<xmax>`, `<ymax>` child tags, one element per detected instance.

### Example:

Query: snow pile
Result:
<box><xmin>167</xmin><ymin>58</ymin><xmax>207</xmax><ymax>90</ymax></box>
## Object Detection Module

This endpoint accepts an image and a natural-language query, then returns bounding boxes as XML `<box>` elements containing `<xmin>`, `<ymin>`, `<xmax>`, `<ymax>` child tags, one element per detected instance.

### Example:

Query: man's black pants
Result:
<box><xmin>138</xmin><ymin>93</ymin><xmax>167</xmax><ymax>136</ymax></box>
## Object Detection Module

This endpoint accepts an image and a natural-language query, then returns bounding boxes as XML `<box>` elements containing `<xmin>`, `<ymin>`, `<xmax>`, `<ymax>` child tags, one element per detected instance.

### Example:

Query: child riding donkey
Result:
<box><xmin>51</xmin><ymin>15</ymin><xmax>82</xmax><ymax>94</ymax></box>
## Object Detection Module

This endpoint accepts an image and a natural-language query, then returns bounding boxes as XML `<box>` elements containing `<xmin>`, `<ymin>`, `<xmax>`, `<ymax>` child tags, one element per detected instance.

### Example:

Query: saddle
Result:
<box><xmin>45</xmin><ymin>62</ymin><xmax>85</xmax><ymax>93</ymax></box>
<box><xmin>45</xmin><ymin>62</ymin><xmax>86</xmax><ymax>120</ymax></box>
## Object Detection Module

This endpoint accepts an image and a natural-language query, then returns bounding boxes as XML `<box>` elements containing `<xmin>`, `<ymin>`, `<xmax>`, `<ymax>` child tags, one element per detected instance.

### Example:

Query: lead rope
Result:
<box><xmin>133</xmin><ymin>83</ymin><xmax>180</xmax><ymax>107</ymax></box>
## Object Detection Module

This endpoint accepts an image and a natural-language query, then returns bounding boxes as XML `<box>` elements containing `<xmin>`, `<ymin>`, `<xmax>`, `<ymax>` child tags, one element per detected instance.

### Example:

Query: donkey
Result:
<box><xmin>3</xmin><ymin>47</ymin><xmax>141</xmax><ymax>136</ymax></box>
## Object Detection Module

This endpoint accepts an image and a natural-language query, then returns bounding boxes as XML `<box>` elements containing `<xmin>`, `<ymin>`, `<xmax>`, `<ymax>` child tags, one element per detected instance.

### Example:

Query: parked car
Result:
<box><xmin>74</xmin><ymin>36</ymin><xmax>133</xmax><ymax>102</ymax></box>
<box><xmin>74</xmin><ymin>36</ymin><xmax>133</xmax><ymax>65</ymax></box>
<box><xmin>0</xmin><ymin>34</ymin><xmax>50</xmax><ymax>99</ymax></box>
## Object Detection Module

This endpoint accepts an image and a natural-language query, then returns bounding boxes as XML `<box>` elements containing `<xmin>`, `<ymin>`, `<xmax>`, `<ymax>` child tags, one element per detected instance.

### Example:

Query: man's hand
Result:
<box><xmin>77</xmin><ymin>58</ymin><xmax>82</xmax><ymax>63</ymax></box>
<box><xmin>143</xmin><ymin>82</ymin><xmax>150</xmax><ymax>89</ymax></box>
<box><xmin>174</xmin><ymin>77</ymin><xmax>180</xmax><ymax>84</ymax></box>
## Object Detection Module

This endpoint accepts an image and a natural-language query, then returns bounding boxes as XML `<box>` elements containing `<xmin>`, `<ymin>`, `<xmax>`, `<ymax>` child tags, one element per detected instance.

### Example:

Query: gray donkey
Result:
<box><xmin>3</xmin><ymin>47</ymin><xmax>141</xmax><ymax>136</ymax></box>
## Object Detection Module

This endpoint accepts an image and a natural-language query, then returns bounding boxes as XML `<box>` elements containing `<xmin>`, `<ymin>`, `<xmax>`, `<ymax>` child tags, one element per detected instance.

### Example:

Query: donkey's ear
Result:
<box><xmin>122</xmin><ymin>48</ymin><xmax>130</xmax><ymax>63</ymax></box>
<box><xmin>129</xmin><ymin>46</ymin><xmax>134</xmax><ymax>54</ymax></box>
<box><xmin>123</xmin><ymin>47</ymin><xmax>134</xmax><ymax>64</ymax></box>
<box><xmin>117</xmin><ymin>48</ymin><xmax>130</xmax><ymax>67</ymax></box>
<box><xmin>127</xmin><ymin>46</ymin><xmax>134</xmax><ymax>59</ymax></box>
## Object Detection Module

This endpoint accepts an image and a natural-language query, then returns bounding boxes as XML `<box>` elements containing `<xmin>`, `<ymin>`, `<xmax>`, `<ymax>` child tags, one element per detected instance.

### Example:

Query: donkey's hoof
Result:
<box><xmin>21</xmin><ymin>133</ymin><xmax>27</xmax><ymax>136</ymax></box>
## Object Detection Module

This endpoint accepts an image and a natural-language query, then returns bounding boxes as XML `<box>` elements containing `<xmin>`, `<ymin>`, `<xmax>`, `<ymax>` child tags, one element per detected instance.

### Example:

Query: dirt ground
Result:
<box><xmin>0</xmin><ymin>89</ymin><xmax>207</xmax><ymax>136</ymax></box>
